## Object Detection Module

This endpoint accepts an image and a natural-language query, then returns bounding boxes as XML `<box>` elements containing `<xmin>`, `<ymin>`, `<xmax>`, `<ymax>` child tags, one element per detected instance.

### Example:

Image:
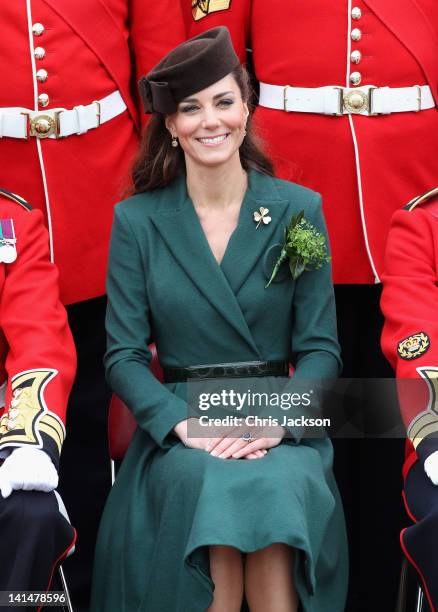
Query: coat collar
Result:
<box><xmin>363</xmin><ymin>0</ymin><xmax>438</xmax><ymax>103</ymax></box>
<box><xmin>41</xmin><ymin>0</ymin><xmax>139</xmax><ymax>128</ymax></box>
<box><xmin>150</xmin><ymin>171</ymin><xmax>289</xmax><ymax>356</ymax></box>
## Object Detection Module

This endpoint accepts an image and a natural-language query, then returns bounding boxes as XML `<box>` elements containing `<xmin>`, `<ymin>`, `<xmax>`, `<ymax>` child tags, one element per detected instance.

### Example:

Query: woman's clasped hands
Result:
<box><xmin>174</xmin><ymin>418</ymin><xmax>286</xmax><ymax>460</ymax></box>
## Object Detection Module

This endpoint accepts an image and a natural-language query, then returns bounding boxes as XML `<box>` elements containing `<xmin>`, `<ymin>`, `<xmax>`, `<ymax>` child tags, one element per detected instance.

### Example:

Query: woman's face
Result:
<box><xmin>165</xmin><ymin>73</ymin><xmax>249</xmax><ymax>170</ymax></box>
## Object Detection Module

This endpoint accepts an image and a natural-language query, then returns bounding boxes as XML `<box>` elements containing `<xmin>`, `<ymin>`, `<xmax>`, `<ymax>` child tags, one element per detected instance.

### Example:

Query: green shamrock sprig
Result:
<box><xmin>265</xmin><ymin>210</ymin><xmax>331</xmax><ymax>288</ymax></box>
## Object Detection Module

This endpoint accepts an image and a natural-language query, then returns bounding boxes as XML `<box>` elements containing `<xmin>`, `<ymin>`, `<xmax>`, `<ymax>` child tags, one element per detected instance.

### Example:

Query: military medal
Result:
<box><xmin>0</xmin><ymin>219</ymin><xmax>17</xmax><ymax>263</ymax></box>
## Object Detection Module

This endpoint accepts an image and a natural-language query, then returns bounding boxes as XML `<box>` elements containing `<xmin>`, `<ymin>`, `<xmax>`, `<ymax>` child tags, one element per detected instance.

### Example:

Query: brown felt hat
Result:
<box><xmin>138</xmin><ymin>27</ymin><xmax>240</xmax><ymax>114</ymax></box>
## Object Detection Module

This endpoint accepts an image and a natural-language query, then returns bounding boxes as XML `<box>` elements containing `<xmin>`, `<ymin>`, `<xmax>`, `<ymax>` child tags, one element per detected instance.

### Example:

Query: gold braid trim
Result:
<box><xmin>192</xmin><ymin>0</ymin><xmax>232</xmax><ymax>21</ymax></box>
<box><xmin>0</xmin><ymin>369</ymin><xmax>62</xmax><ymax>453</ymax></box>
<box><xmin>417</xmin><ymin>367</ymin><xmax>438</xmax><ymax>412</ymax></box>
<box><xmin>409</xmin><ymin>411</ymin><xmax>438</xmax><ymax>449</ymax></box>
<box><xmin>39</xmin><ymin>413</ymin><xmax>65</xmax><ymax>455</ymax></box>
<box><xmin>407</xmin><ymin>369</ymin><xmax>438</xmax><ymax>448</ymax></box>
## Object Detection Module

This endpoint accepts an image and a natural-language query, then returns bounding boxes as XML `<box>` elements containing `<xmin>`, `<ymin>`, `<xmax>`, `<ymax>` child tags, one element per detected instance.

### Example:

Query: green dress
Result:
<box><xmin>91</xmin><ymin>170</ymin><xmax>348</xmax><ymax>612</ymax></box>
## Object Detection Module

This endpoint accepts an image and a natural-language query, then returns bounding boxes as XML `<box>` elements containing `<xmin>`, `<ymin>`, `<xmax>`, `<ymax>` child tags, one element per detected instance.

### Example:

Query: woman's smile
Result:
<box><xmin>196</xmin><ymin>133</ymin><xmax>230</xmax><ymax>146</ymax></box>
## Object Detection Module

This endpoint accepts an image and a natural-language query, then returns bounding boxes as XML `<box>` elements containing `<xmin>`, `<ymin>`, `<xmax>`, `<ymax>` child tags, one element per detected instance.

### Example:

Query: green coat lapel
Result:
<box><xmin>151</xmin><ymin>172</ymin><xmax>290</xmax><ymax>355</ymax></box>
<box><xmin>150</xmin><ymin>176</ymin><xmax>261</xmax><ymax>356</ymax></box>
<box><xmin>221</xmin><ymin>171</ymin><xmax>289</xmax><ymax>294</ymax></box>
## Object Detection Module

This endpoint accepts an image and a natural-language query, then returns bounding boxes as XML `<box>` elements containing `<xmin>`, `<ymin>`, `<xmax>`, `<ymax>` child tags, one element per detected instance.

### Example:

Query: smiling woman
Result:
<box><xmin>131</xmin><ymin>31</ymin><xmax>272</xmax><ymax>193</ymax></box>
<box><xmin>91</xmin><ymin>27</ymin><xmax>348</xmax><ymax>612</ymax></box>
<box><xmin>165</xmin><ymin>77</ymin><xmax>248</xmax><ymax>170</ymax></box>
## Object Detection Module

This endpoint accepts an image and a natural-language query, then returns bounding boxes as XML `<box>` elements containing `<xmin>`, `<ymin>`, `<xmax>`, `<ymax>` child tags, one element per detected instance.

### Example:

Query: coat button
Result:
<box><xmin>7</xmin><ymin>419</ymin><xmax>17</xmax><ymax>430</ymax></box>
<box><xmin>34</xmin><ymin>46</ymin><xmax>46</xmax><ymax>60</ymax></box>
<box><xmin>351</xmin><ymin>28</ymin><xmax>362</xmax><ymax>41</ymax></box>
<box><xmin>351</xmin><ymin>7</ymin><xmax>362</xmax><ymax>19</ymax></box>
<box><xmin>350</xmin><ymin>71</ymin><xmax>362</xmax><ymax>86</ymax></box>
<box><xmin>36</xmin><ymin>68</ymin><xmax>48</xmax><ymax>82</ymax></box>
<box><xmin>351</xmin><ymin>50</ymin><xmax>362</xmax><ymax>64</ymax></box>
<box><xmin>38</xmin><ymin>93</ymin><xmax>50</xmax><ymax>108</ymax></box>
<box><xmin>32</xmin><ymin>23</ymin><xmax>45</xmax><ymax>36</ymax></box>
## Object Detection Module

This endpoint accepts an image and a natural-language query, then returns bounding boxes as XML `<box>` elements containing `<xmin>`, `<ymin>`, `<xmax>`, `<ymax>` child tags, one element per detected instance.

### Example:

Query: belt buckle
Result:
<box><xmin>343</xmin><ymin>88</ymin><xmax>369</xmax><ymax>114</ymax></box>
<box><xmin>23</xmin><ymin>111</ymin><xmax>62</xmax><ymax>139</ymax></box>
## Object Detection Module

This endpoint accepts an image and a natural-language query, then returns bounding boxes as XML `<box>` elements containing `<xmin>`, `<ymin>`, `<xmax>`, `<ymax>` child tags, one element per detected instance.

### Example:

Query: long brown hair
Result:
<box><xmin>131</xmin><ymin>64</ymin><xmax>274</xmax><ymax>194</ymax></box>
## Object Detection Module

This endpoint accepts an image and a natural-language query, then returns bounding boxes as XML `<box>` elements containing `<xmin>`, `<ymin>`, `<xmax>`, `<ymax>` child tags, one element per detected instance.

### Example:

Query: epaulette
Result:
<box><xmin>0</xmin><ymin>188</ymin><xmax>32</xmax><ymax>211</ymax></box>
<box><xmin>404</xmin><ymin>186</ymin><xmax>438</xmax><ymax>212</ymax></box>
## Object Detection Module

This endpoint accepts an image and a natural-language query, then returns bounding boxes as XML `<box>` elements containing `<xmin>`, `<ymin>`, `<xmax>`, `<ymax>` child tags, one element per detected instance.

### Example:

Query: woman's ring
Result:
<box><xmin>241</xmin><ymin>432</ymin><xmax>254</xmax><ymax>442</ymax></box>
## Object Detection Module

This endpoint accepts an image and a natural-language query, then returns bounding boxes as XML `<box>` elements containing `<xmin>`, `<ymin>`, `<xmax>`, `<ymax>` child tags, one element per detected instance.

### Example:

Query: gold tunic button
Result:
<box><xmin>351</xmin><ymin>28</ymin><xmax>362</xmax><ymax>41</ymax></box>
<box><xmin>36</xmin><ymin>68</ymin><xmax>48</xmax><ymax>83</ymax></box>
<box><xmin>38</xmin><ymin>93</ymin><xmax>50</xmax><ymax>108</ymax></box>
<box><xmin>34</xmin><ymin>47</ymin><xmax>46</xmax><ymax>60</ymax></box>
<box><xmin>350</xmin><ymin>71</ymin><xmax>362</xmax><ymax>86</ymax></box>
<box><xmin>7</xmin><ymin>419</ymin><xmax>17</xmax><ymax>430</ymax></box>
<box><xmin>10</xmin><ymin>398</ymin><xmax>19</xmax><ymax>408</ymax></box>
<box><xmin>32</xmin><ymin>23</ymin><xmax>45</xmax><ymax>36</ymax></box>
<box><xmin>351</xmin><ymin>50</ymin><xmax>362</xmax><ymax>64</ymax></box>
<box><xmin>8</xmin><ymin>408</ymin><xmax>19</xmax><ymax>419</ymax></box>
<box><xmin>351</xmin><ymin>7</ymin><xmax>362</xmax><ymax>20</ymax></box>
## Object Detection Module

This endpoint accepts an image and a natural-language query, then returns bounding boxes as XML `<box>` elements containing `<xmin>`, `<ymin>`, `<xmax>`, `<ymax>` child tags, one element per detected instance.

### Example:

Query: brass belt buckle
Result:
<box><xmin>343</xmin><ymin>88</ymin><xmax>369</xmax><ymax>114</ymax></box>
<box><xmin>24</xmin><ymin>111</ymin><xmax>62</xmax><ymax>138</ymax></box>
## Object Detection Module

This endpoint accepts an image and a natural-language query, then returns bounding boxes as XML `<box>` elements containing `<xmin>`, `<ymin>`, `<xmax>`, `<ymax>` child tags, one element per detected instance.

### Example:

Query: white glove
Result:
<box><xmin>424</xmin><ymin>450</ymin><xmax>438</xmax><ymax>485</ymax></box>
<box><xmin>0</xmin><ymin>447</ymin><xmax>58</xmax><ymax>498</ymax></box>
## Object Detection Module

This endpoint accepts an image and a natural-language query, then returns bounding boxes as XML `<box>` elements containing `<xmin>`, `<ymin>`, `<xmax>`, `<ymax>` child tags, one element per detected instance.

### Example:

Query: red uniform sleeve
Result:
<box><xmin>130</xmin><ymin>0</ymin><xmax>186</xmax><ymax>128</ymax></box>
<box><xmin>185</xmin><ymin>0</ymin><xmax>251</xmax><ymax>63</ymax></box>
<box><xmin>381</xmin><ymin>208</ymin><xmax>438</xmax><ymax>461</ymax></box>
<box><xmin>0</xmin><ymin>206</ymin><xmax>76</xmax><ymax>468</ymax></box>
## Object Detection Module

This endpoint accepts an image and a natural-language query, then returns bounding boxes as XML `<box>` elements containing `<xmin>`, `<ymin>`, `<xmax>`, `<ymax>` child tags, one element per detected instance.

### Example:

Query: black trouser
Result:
<box><xmin>333</xmin><ymin>285</ymin><xmax>407</xmax><ymax>612</ymax></box>
<box><xmin>0</xmin><ymin>490</ymin><xmax>75</xmax><ymax>612</ymax></box>
<box><xmin>403</xmin><ymin>461</ymin><xmax>438</xmax><ymax>611</ymax></box>
<box><xmin>58</xmin><ymin>296</ymin><xmax>111</xmax><ymax>612</ymax></box>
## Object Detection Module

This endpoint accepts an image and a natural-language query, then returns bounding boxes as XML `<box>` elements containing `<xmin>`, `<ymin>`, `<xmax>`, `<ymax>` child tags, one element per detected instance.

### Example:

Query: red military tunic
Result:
<box><xmin>381</xmin><ymin>189</ymin><xmax>438</xmax><ymax>479</ymax></box>
<box><xmin>0</xmin><ymin>189</ymin><xmax>76</xmax><ymax>466</ymax></box>
<box><xmin>186</xmin><ymin>0</ymin><xmax>438</xmax><ymax>284</ymax></box>
<box><xmin>0</xmin><ymin>1</ymin><xmax>185</xmax><ymax>304</ymax></box>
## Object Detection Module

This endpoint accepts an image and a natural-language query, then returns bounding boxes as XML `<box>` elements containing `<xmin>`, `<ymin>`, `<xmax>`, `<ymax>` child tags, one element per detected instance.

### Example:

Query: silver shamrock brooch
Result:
<box><xmin>253</xmin><ymin>207</ymin><xmax>271</xmax><ymax>229</ymax></box>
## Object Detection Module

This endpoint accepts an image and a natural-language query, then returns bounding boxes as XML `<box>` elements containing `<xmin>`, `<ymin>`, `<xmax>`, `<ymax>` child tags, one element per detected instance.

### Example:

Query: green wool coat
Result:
<box><xmin>90</xmin><ymin>170</ymin><xmax>348</xmax><ymax>612</ymax></box>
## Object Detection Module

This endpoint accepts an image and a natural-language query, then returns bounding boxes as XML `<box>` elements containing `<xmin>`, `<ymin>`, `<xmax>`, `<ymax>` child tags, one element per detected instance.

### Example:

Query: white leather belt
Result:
<box><xmin>0</xmin><ymin>90</ymin><xmax>127</xmax><ymax>139</ymax></box>
<box><xmin>259</xmin><ymin>83</ymin><xmax>435</xmax><ymax>116</ymax></box>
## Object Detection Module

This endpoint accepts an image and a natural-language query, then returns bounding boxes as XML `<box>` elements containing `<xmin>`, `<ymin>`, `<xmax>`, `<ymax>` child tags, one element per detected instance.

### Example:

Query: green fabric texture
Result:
<box><xmin>91</xmin><ymin>170</ymin><xmax>348</xmax><ymax>612</ymax></box>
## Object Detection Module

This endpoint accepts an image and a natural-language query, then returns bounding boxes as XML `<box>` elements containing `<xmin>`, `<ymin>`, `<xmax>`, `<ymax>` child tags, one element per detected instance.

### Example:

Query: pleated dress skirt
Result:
<box><xmin>91</xmin><ymin>425</ymin><xmax>348</xmax><ymax>612</ymax></box>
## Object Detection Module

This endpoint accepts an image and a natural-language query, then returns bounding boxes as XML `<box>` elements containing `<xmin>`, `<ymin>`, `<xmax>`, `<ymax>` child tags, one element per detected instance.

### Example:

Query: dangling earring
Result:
<box><xmin>171</xmin><ymin>136</ymin><xmax>179</xmax><ymax>148</ymax></box>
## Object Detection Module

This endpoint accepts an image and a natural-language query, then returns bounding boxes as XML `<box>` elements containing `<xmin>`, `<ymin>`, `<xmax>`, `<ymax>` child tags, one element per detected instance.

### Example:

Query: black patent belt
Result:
<box><xmin>163</xmin><ymin>360</ymin><xmax>289</xmax><ymax>383</ymax></box>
